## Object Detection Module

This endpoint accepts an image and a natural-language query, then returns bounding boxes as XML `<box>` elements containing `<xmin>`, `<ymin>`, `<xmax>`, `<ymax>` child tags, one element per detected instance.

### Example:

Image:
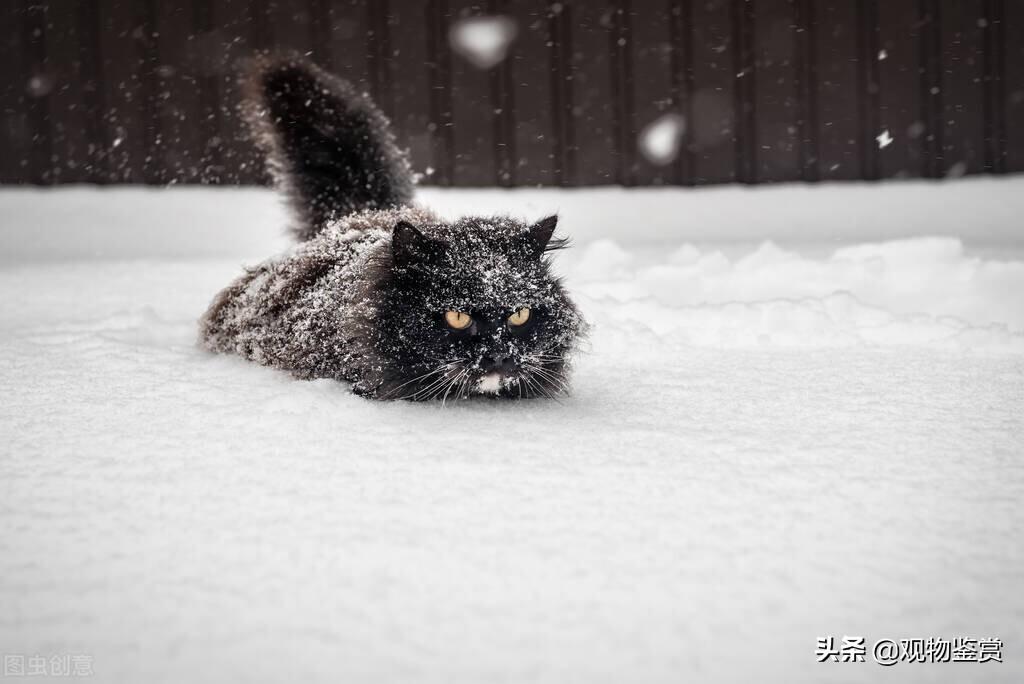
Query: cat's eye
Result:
<box><xmin>444</xmin><ymin>310</ymin><xmax>472</xmax><ymax>330</ymax></box>
<box><xmin>507</xmin><ymin>308</ymin><xmax>531</xmax><ymax>327</ymax></box>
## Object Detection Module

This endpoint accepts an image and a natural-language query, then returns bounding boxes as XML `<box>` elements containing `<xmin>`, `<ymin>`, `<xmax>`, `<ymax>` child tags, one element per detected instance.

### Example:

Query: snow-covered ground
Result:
<box><xmin>2</xmin><ymin>179</ymin><xmax>1023</xmax><ymax>683</ymax></box>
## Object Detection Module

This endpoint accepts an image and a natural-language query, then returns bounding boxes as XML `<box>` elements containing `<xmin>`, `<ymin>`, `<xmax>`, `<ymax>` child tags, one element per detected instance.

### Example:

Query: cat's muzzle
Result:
<box><xmin>475</xmin><ymin>355</ymin><xmax>517</xmax><ymax>395</ymax></box>
<box><xmin>476</xmin><ymin>372</ymin><xmax>506</xmax><ymax>394</ymax></box>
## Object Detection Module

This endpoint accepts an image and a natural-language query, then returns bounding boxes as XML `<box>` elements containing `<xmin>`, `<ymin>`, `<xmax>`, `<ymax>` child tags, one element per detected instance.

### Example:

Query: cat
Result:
<box><xmin>199</xmin><ymin>58</ymin><xmax>585</xmax><ymax>401</ymax></box>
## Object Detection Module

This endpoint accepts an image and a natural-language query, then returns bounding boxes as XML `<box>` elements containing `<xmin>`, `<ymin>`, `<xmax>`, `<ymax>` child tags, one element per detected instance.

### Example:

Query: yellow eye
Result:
<box><xmin>444</xmin><ymin>311</ymin><xmax>472</xmax><ymax>330</ymax></box>
<box><xmin>507</xmin><ymin>307</ymin><xmax>531</xmax><ymax>327</ymax></box>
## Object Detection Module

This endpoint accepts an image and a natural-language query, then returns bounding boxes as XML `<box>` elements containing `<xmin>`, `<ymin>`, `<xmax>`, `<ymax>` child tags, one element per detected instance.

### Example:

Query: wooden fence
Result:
<box><xmin>2</xmin><ymin>0</ymin><xmax>1023</xmax><ymax>187</ymax></box>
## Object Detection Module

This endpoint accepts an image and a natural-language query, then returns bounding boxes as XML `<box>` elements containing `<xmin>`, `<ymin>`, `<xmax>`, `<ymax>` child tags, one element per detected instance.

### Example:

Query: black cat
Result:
<box><xmin>200</xmin><ymin>58</ymin><xmax>585</xmax><ymax>400</ymax></box>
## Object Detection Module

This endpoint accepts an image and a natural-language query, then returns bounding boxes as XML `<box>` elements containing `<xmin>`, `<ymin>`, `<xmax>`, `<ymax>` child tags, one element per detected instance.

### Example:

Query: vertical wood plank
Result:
<box><xmin>66</xmin><ymin>0</ymin><xmax>108</xmax><ymax>183</ymax></box>
<box><xmin>315</xmin><ymin>0</ymin><xmax>370</xmax><ymax>94</ymax></box>
<box><xmin>981</xmin><ymin>0</ymin><xmax>1006</xmax><ymax>173</ymax></box>
<box><xmin>815</xmin><ymin>1</ymin><xmax>859</xmax><ymax>180</ymax></box>
<box><xmin>940</xmin><ymin>0</ymin><xmax>986</xmax><ymax>177</ymax></box>
<box><xmin>216</xmin><ymin>0</ymin><xmax>264</xmax><ymax>183</ymax></box>
<box><xmin>0</xmin><ymin>2</ymin><xmax>29</xmax><ymax>183</ymax></box>
<box><xmin>182</xmin><ymin>0</ymin><xmax>222</xmax><ymax>183</ymax></box>
<box><xmin>265</xmin><ymin>0</ymin><xmax>314</xmax><ymax>55</ymax></box>
<box><xmin>155</xmin><ymin>3</ymin><xmax>203</xmax><ymax>183</ymax></box>
<box><xmin>308</xmin><ymin>0</ymin><xmax>368</xmax><ymax>96</ymax></box>
<box><xmin>21</xmin><ymin>0</ymin><xmax>53</xmax><ymax>184</ymax></box>
<box><xmin>855</xmin><ymin>0</ymin><xmax>881</xmax><ymax>180</ymax></box>
<box><xmin>386</xmin><ymin>1</ymin><xmax>433</xmax><ymax>180</ymax></box>
<box><xmin>243</xmin><ymin>0</ymin><xmax>317</xmax><ymax>174</ymax></box>
<box><xmin>505</xmin><ymin>1</ymin><xmax>557</xmax><ymax>187</ymax></box>
<box><xmin>447</xmin><ymin>1</ymin><xmax>497</xmax><ymax>187</ymax></box>
<box><xmin>138</xmin><ymin>0</ymin><xmax>163</xmax><ymax>183</ymax></box>
<box><xmin>608</xmin><ymin>0</ymin><xmax>636</xmax><ymax>185</ymax></box>
<box><xmin>155</xmin><ymin>4</ymin><xmax>191</xmax><ymax>183</ymax></box>
<box><xmin>918</xmin><ymin>0</ymin><xmax>943</xmax><ymax>178</ymax></box>
<box><xmin>752</xmin><ymin>0</ymin><xmax>798</xmax><ymax>183</ymax></box>
<box><xmin>96</xmin><ymin>0</ymin><xmax>146</xmax><ymax>182</ymax></box>
<box><xmin>1001</xmin><ymin>0</ymin><xmax>1023</xmax><ymax>172</ymax></box>
<box><xmin>76</xmin><ymin>0</ymin><xmax>109</xmax><ymax>183</ymax></box>
<box><xmin>367</xmin><ymin>0</ymin><xmax>395</xmax><ymax>117</ymax></box>
<box><xmin>45</xmin><ymin>1</ymin><xmax>92</xmax><ymax>183</ymax></box>
<box><xmin>425</xmin><ymin>0</ymin><xmax>455</xmax><ymax>185</ymax></box>
<box><xmin>571</xmin><ymin>1</ymin><xmax>617</xmax><ymax>185</ymax></box>
<box><xmin>793</xmin><ymin>0</ymin><xmax>819</xmax><ymax>180</ymax></box>
<box><xmin>667</xmin><ymin>0</ymin><xmax>695</xmax><ymax>185</ymax></box>
<box><xmin>876</xmin><ymin>0</ymin><xmax>922</xmax><ymax>178</ymax></box>
<box><xmin>489</xmin><ymin>0</ymin><xmax>517</xmax><ymax>186</ymax></box>
<box><xmin>308</xmin><ymin>0</ymin><xmax>332</xmax><ymax>66</ymax></box>
<box><xmin>630</xmin><ymin>1</ymin><xmax>675</xmax><ymax>185</ymax></box>
<box><xmin>548</xmin><ymin>1</ymin><xmax>576</xmax><ymax>185</ymax></box>
<box><xmin>247</xmin><ymin>0</ymin><xmax>270</xmax><ymax>54</ymax></box>
<box><xmin>731</xmin><ymin>0</ymin><xmax>756</xmax><ymax>183</ymax></box>
<box><xmin>689</xmin><ymin>0</ymin><xmax>736</xmax><ymax>184</ymax></box>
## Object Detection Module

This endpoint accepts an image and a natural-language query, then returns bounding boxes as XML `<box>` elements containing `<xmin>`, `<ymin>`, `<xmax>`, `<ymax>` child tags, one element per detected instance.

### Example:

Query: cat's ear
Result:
<box><xmin>526</xmin><ymin>215</ymin><xmax>561</xmax><ymax>259</ymax></box>
<box><xmin>392</xmin><ymin>221</ymin><xmax>435</xmax><ymax>265</ymax></box>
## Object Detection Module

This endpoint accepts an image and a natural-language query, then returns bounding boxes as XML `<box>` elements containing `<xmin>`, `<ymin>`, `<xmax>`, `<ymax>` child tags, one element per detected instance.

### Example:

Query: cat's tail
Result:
<box><xmin>243</xmin><ymin>56</ymin><xmax>414</xmax><ymax>241</ymax></box>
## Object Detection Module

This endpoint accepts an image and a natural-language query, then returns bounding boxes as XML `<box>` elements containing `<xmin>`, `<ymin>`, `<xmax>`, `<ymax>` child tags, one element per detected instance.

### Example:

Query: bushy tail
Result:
<box><xmin>243</xmin><ymin>57</ymin><xmax>414</xmax><ymax>241</ymax></box>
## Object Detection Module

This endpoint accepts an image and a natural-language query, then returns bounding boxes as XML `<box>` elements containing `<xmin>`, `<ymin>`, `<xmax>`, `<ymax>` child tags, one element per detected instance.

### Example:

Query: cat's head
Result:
<box><xmin>366</xmin><ymin>214</ymin><xmax>585</xmax><ymax>400</ymax></box>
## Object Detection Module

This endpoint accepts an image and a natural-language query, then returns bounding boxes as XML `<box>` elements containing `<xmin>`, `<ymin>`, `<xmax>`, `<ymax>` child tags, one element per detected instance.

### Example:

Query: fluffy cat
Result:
<box><xmin>199</xmin><ymin>58</ymin><xmax>585</xmax><ymax>400</ymax></box>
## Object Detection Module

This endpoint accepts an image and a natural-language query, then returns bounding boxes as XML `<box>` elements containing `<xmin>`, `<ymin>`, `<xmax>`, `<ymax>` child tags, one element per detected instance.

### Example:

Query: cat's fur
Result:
<box><xmin>200</xmin><ymin>58</ymin><xmax>584</xmax><ymax>400</ymax></box>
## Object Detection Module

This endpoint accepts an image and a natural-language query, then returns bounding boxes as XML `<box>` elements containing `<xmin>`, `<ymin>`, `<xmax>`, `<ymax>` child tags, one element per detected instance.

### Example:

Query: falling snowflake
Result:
<box><xmin>946</xmin><ymin>161</ymin><xmax>967</xmax><ymax>178</ymax></box>
<box><xmin>877</xmin><ymin>49</ymin><xmax>888</xmax><ymax>61</ymax></box>
<box><xmin>449</xmin><ymin>16</ymin><xmax>518</xmax><ymax>70</ymax></box>
<box><xmin>876</xmin><ymin>130</ymin><xmax>893</xmax><ymax>149</ymax></box>
<box><xmin>638</xmin><ymin>114</ymin><xmax>687</xmax><ymax>165</ymax></box>
<box><xmin>26</xmin><ymin>73</ymin><xmax>54</xmax><ymax>97</ymax></box>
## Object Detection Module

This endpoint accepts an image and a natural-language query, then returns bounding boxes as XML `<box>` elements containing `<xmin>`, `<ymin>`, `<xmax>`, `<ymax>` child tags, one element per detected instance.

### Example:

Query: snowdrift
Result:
<box><xmin>2</xmin><ymin>180</ymin><xmax>1022</xmax><ymax>683</ymax></box>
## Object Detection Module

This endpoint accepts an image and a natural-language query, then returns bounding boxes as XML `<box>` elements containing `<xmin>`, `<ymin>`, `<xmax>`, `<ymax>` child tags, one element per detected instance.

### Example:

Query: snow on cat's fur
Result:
<box><xmin>199</xmin><ymin>58</ymin><xmax>584</xmax><ymax>400</ymax></box>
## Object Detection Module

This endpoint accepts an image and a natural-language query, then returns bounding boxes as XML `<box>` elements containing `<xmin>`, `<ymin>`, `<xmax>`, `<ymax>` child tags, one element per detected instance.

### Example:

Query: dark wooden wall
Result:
<box><xmin>1</xmin><ymin>0</ymin><xmax>1023</xmax><ymax>187</ymax></box>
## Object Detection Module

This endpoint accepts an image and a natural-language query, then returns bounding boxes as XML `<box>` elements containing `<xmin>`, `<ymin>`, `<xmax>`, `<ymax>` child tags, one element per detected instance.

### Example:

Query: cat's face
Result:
<box><xmin>370</xmin><ymin>215</ymin><xmax>584</xmax><ymax>400</ymax></box>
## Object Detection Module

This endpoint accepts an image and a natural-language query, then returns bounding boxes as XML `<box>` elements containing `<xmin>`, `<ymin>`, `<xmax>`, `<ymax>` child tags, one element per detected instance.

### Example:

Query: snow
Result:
<box><xmin>448</xmin><ymin>16</ymin><xmax>518</xmax><ymax>70</ymax></box>
<box><xmin>2</xmin><ymin>180</ymin><xmax>1023</xmax><ymax>683</ymax></box>
<box><xmin>26</xmin><ymin>73</ymin><xmax>55</xmax><ymax>98</ymax></box>
<box><xmin>638</xmin><ymin>114</ymin><xmax>687</xmax><ymax>165</ymax></box>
